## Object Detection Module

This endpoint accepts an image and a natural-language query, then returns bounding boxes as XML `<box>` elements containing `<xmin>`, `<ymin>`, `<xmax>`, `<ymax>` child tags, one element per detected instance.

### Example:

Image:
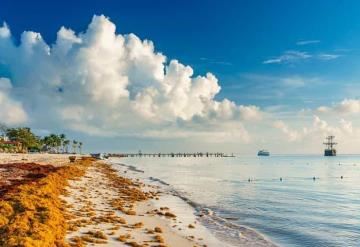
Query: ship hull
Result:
<box><xmin>324</xmin><ymin>149</ymin><xmax>336</xmax><ymax>156</ymax></box>
<box><xmin>258</xmin><ymin>151</ymin><xmax>270</xmax><ymax>156</ymax></box>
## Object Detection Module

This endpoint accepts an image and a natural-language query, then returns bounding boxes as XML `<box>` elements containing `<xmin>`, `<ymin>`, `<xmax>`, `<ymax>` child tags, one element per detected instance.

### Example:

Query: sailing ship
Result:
<box><xmin>323</xmin><ymin>135</ymin><xmax>337</xmax><ymax>156</ymax></box>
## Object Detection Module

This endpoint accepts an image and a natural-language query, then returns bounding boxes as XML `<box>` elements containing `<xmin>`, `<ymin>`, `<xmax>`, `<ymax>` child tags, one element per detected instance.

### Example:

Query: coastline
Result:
<box><xmin>0</xmin><ymin>153</ymin><xmax>278</xmax><ymax>246</ymax></box>
<box><xmin>63</xmin><ymin>160</ymin><xmax>214</xmax><ymax>247</ymax></box>
<box><xmin>110</xmin><ymin>158</ymin><xmax>279</xmax><ymax>247</ymax></box>
<box><xmin>0</xmin><ymin>154</ymin><xmax>225</xmax><ymax>246</ymax></box>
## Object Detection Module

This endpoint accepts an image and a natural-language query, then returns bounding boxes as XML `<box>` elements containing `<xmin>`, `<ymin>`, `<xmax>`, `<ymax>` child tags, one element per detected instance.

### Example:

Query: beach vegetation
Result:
<box><xmin>5</xmin><ymin>127</ymin><xmax>40</xmax><ymax>151</ymax></box>
<box><xmin>0</xmin><ymin>124</ymin><xmax>83</xmax><ymax>154</ymax></box>
<box><xmin>41</xmin><ymin>134</ymin><xmax>80</xmax><ymax>154</ymax></box>
<box><xmin>0</xmin><ymin>158</ymin><xmax>92</xmax><ymax>246</ymax></box>
<box><xmin>0</xmin><ymin>123</ymin><xmax>7</xmax><ymax>137</ymax></box>
<box><xmin>154</xmin><ymin>234</ymin><xmax>165</xmax><ymax>243</ymax></box>
<box><xmin>126</xmin><ymin>241</ymin><xmax>145</xmax><ymax>247</ymax></box>
<box><xmin>154</xmin><ymin>226</ymin><xmax>162</xmax><ymax>233</ymax></box>
<box><xmin>164</xmin><ymin>212</ymin><xmax>176</xmax><ymax>218</ymax></box>
<box><xmin>72</xmin><ymin>140</ymin><xmax>78</xmax><ymax>154</ymax></box>
<box><xmin>78</xmin><ymin>142</ymin><xmax>83</xmax><ymax>154</ymax></box>
<box><xmin>132</xmin><ymin>222</ymin><xmax>144</xmax><ymax>228</ymax></box>
<box><xmin>116</xmin><ymin>233</ymin><xmax>131</xmax><ymax>242</ymax></box>
<box><xmin>63</xmin><ymin>139</ymin><xmax>70</xmax><ymax>153</ymax></box>
<box><xmin>84</xmin><ymin>230</ymin><xmax>107</xmax><ymax>240</ymax></box>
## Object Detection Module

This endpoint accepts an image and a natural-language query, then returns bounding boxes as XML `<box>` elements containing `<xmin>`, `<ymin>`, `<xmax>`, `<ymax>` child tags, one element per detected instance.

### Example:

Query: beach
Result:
<box><xmin>62</xmin><ymin>160</ymin><xmax>220</xmax><ymax>247</ymax></box>
<box><xmin>0</xmin><ymin>153</ymin><xmax>279</xmax><ymax>246</ymax></box>
<box><xmin>1</xmin><ymin>2</ymin><xmax>359</xmax><ymax>246</ymax></box>
<box><xmin>0</xmin><ymin>154</ymin><xmax>237</xmax><ymax>246</ymax></box>
<box><xmin>2</xmin><ymin>154</ymin><xmax>360</xmax><ymax>246</ymax></box>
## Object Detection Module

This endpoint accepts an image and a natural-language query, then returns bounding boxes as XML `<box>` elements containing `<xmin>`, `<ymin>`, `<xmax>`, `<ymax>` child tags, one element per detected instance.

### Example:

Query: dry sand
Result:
<box><xmin>0</xmin><ymin>153</ymin><xmax>74</xmax><ymax>166</ymax></box>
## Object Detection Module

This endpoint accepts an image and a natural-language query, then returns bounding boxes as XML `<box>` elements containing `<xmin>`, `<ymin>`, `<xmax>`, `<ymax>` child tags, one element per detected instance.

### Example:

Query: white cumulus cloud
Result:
<box><xmin>273</xmin><ymin>120</ymin><xmax>301</xmax><ymax>141</ymax></box>
<box><xmin>0</xmin><ymin>15</ymin><xmax>260</xmax><ymax>141</ymax></box>
<box><xmin>0</xmin><ymin>78</ymin><xmax>27</xmax><ymax>125</ymax></box>
<box><xmin>316</xmin><ymin>99</ymin><xmax>360</xmax><ymax>115</ymax></box>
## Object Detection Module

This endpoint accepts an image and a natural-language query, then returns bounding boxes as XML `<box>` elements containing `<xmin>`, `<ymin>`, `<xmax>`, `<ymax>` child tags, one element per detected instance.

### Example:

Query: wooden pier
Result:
<box><xmin>108</xmin><ymin>152</ymin><xmax>235</xmax><ymax>158</ymax></box>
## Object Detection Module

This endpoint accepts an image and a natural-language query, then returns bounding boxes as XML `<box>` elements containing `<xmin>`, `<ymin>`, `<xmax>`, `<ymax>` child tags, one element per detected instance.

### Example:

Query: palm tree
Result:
<box><xmin>46</xmin><ymin>134</ymin><xmax>61</xmax><ymax>153</ymax></box>
<box><xmin>78</xmin><ymin>142</ymin><xmax>83</xmax><ymax>154</ymax></box>
<box><xmin>0</xmin><ymin>123</ymin><xmax>7</xmax><ymax>140</ymax></box>
<box><xmin>63</xmin><ymin>139</ymin><xmax>70</xmax><ymax>153</ymax></box>
<box><xmin>72</xmin><ymin>140</ymin><xmax>78</xmax><ymax>154</ymax></box>
<box><xmin>59</xmin><ymin>134</ymin><xmax>66</xmax><ymax>153</ymax></box>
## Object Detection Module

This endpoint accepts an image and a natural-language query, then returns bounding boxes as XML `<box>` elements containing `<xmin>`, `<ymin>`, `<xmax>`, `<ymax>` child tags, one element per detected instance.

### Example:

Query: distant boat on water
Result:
<box><xmin>258</xmin><ymin>150</ymin><xmax>270</xmax><ymax>156</ymax></box>
<box><xmin>90</xmin><ymin>153</ymin><xmax>108</xmax><ymax>160</ymax></box>
<box><xmin>323</xmin><ymin>135</ymin><xmax>337</xmax><ymax>156</ymax></box>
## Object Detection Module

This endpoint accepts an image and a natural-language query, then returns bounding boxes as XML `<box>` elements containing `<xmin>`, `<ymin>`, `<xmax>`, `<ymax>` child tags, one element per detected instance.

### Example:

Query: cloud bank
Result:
<box><xmin>0</xmin><ymin>15</ymin><xmax>261</xmax><ymax>140</ymax></box>
<box><xmin>0</xmin><ymin>77</ymin><xmax>27</xmax><ymax>125</ymax></box>
<box><xmin>316</xmin><ymin>99</ymin><xmax>360</xmax><ymax>115</ymax></box>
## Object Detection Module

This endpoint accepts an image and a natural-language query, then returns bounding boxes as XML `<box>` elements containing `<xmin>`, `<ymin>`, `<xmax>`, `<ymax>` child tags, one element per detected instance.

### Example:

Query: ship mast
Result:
<box><xmin>323</xmin><ymin>135</ymin><xmax>337</xmax><ymax>150</ymax></box>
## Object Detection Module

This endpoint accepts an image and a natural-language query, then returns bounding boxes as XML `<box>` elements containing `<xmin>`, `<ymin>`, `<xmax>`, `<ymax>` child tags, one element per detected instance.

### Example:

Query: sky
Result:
<box><xmin>1</xmin><ymin>0</ymin><xmax>360</xmax><ymax>154</ymax></box>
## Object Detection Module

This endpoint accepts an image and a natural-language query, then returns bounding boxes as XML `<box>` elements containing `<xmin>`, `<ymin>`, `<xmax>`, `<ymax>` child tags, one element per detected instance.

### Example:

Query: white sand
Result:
<box><xmin>0</xmin><ymin>153</ymin><xmax>75</xmax><ymax>166</ymax></box>
<box><xmin>62</xmin><ymin>163</ymin><xmax>216</xmax><ymax>247</ymax></box>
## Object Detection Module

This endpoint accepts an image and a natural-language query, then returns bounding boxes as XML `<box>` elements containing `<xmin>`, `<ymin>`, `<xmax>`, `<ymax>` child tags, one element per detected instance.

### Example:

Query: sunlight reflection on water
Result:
<box><xmin>118</xmin><ymin>155</ymin><xmax>360</xmax><ymax>247</ymax></box>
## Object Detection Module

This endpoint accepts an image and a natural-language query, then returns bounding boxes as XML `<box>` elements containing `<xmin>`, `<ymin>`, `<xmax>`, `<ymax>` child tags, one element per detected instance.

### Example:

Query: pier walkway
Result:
<box><xmin>108</xmin><ymin>152</ymin><xmax>235</xmax><ymax>158</ymax></box>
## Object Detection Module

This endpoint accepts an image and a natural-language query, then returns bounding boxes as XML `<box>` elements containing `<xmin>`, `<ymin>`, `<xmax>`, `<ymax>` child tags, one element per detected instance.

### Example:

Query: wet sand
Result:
<box><xmin>110</xmin><ymin>159</ymin><xmax>279</xmax><ymax>247</ymax></box>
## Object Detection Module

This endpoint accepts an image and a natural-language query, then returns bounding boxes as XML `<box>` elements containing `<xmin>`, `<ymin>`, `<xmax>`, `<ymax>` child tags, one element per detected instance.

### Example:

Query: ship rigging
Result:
<box><xmin>323</xmin><ymin>135</ymin><xmax>337</xmax><ymax>156</ymax></box>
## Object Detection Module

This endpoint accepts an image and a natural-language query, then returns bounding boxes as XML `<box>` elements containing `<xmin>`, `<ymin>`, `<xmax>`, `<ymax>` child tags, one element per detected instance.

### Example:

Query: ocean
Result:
<box><xmin>110</xmin><ymin>155</ymin><xmax>360</xmax><ymax>246</ymax></box>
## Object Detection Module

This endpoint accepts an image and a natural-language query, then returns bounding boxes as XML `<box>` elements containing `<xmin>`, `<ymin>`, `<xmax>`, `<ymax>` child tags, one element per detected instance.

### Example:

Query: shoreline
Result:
<box><xmin>110</xmin><ymin>159</ymin><xmax>279</xmax><ymax>247</ymax></box>
<box><xmin>63</xmin><ymin>160</ymin><xmax>212</xmax><ymax>247</ymax></box>
<box><xmin>0</xmin><ymin>154</ymin><xmax>222</xmax><ymax>246</ymax></box>
<box><xmin>0</xmin><ymin>153</ymin><xmax>278</xmax><ymax>246</ymax></box>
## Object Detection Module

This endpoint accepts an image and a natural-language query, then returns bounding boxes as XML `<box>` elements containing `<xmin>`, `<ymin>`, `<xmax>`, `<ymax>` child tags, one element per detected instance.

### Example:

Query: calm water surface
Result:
<box><xmin>116</xmin><ymin>155</ymin><xmax>360</xmax><ymax>246</ymax></box>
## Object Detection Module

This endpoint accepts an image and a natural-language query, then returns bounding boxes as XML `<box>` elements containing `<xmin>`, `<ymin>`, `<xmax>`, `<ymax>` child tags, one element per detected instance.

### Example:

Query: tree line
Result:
<box><xmin>0</xmin><ymin>124</ymin><xmax>83</xmax><ymax>154</ymax></box>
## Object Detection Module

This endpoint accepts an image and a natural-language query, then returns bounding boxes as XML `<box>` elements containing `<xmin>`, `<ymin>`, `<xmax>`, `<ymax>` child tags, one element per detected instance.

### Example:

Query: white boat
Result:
<box><xmin>257</xmin><ymin>150</ymin><xmax>270</xmax><ymax>156</ymax></box>
<box><xmin>90</xmin><ymin>153</ymin><xmax>108</xmax><ymax>159</ymax></box>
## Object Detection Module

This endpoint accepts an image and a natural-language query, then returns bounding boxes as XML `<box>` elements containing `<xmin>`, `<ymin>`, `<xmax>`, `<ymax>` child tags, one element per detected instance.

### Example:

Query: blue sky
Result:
<box><xmin>2</xmin><ymin>0</ymin><xmax>360</xmax><ymax>108</ymax></box>
<box><xmin>1</xmin><ymin>1</ymin><xmax>360</xmax><ymax>153</ymax></box>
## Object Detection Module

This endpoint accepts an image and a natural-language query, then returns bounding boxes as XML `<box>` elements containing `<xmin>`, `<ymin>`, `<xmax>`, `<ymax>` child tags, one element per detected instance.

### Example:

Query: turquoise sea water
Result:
<box><xmin>113</xmin><ymin>155</ymin><xmax>360</xmax><ymax>246</ymax></box>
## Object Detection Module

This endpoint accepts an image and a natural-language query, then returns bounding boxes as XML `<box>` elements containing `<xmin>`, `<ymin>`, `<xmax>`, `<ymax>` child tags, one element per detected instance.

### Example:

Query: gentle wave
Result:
<box><xmin>110</xmin><ymin>155</ymin><xmax>360</xmax><ymax>246</ymax></box>
<box><xmin>111</xmin><ymin>160</ymin><xmax>278</xmax><ymax>247</ymax></box>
